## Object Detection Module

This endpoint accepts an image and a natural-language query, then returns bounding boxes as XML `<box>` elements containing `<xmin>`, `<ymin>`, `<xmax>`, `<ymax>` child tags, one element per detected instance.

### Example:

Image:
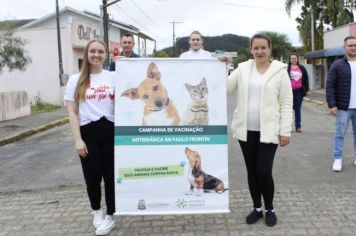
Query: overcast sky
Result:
<box><xmin>0</xmin><ymin>0</ymin><xmax>303</xmax><ymax>50</ymax></box>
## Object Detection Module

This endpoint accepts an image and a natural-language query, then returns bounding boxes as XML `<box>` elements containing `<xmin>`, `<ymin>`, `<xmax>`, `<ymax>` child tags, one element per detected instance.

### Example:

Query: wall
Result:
<box><xmin>0</xmin><ymin>91</ymin><xmax>30</xmax><ymax>121</ymax></box>
<box><xmin>302</xmin><ymin>64</ymin><xmax>313</xmax><ymax>89</ymax></box>
<box><xmin>350</xmin><ymin>23</ymin><xmax>356</xmax><ymax>36</ymax></box>
<box><xmin>0</xmin><ymin>28</ymin><xmax>65</xmax><ymax>105</ymax></box>
<box><xmin>324</xmin><ymin>23</ymin><xmax>356</xmax><ymax>48</ymax></box>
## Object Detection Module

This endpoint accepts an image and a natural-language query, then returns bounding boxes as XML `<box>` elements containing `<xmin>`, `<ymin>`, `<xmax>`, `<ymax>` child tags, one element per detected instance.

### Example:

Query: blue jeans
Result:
<box><xmin>293</xmin><ymin>88</ymin><xmax>304</xmax><ymax>129</ymax></box>
<box><xmin>333</xmin><ymin>109</ymin><xmax>356</xmax><ymax>160</ymax></box>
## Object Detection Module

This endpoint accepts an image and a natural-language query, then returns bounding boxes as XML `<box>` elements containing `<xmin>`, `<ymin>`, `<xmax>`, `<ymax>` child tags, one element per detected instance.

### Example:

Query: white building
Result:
<box><xmin>304</xmin><ymin>22</ymin><xmax>356</xmax><ymax>89</ymax></box>
<box><xmin>0</xmin><ymin>7</ymin><xmax>154</xmax><ymax>106</ymax></box>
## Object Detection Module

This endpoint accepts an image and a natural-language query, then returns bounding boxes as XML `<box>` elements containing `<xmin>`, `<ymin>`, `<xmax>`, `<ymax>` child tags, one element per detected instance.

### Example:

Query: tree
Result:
<box><xmin>285</xmin><ymin>0</ymin><xmax>356</xmax><ymax>51</ymax></box>
<box><xmin>323</xmin><ymin>0</ymin><xmax>355</xmax><ymax>28</ymax></box>
<box><xmin>263</xmin><ymin>31</ymin><xmax>293</xmax><ymax>61</ymax></box>
<box><xmin>150</xmin><ymin>50</ymin><xmax>169</xmax><ymax>58</ymax></box>
<box><xmin>232</xmin><ymin>48</ymin><xmax>251</xmax><ymax>67</ymax></box>
<box><xmin>285</xmin><ymin>0</ymin><xmax>324</xmax><ymax>50</ymax></box>
<box><xmin>232</xmin><ymin>31</ymin><xmax>292</xmax><ymax>67</ymax></box>
<box><xmin>0</xmin><ymin>25</ymin><xmax>32</xmax><ymax>72</ymax></box>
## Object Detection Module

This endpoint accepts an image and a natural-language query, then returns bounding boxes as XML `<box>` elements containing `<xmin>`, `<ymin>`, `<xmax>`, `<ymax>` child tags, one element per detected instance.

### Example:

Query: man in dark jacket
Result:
<box><xmin>326</xmin><ymin>35</ymin><xmax>356</xmax><ymax>172</ymax></box>
<box><xmin>109</xmin><ymin>33</ymin><xmax>139</xmax><ymax>71</ymax></box>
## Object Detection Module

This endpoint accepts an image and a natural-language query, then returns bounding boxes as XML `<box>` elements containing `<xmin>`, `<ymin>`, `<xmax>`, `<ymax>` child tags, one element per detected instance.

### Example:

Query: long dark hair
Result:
<box><xmin>288</xmin><ymin>53</ymin><xmax>299</xmax><ymax>67</ymax></box>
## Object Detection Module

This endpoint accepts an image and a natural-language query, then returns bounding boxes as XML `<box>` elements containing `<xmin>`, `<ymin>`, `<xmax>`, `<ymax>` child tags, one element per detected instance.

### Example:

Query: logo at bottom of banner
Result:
<box><xmin>115</xmin><ymin>195</ymin><xmax>230</xmax><ymax>215</ymax></box>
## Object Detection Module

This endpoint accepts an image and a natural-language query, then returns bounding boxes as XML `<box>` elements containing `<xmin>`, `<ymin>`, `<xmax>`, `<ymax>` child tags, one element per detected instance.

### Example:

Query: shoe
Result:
<box><xmin>246</xmin><ymin>209</ymin><xmax>263</xmax><ymax>224</ymax></box>
<box><xmin>354</xmin><ymin>158</ymin><xmax>356</xmax><ymax>166</ymax></box>
<box><xmin>296</xmin><ymin>128</ymin><xmax>302</xmax><ymax>133</ymax></box>
<box><xmin>92</xmin><ymin>209</ymin><xmax>104</xmax><ymax>228</ymax></box>
<box><xmin>265</xmin><ymin>210</ymin><xmax>277</xmax><ymax>226</ymax></box>
<box><xmin>332</xmin><ymin>159</ymin><xmax>342</xmax><ymax>172</ymax></box>
<box><xmin>95</xmin><ymin>215</ymin><xmax>115</xmax><ymax>235</ymax></box>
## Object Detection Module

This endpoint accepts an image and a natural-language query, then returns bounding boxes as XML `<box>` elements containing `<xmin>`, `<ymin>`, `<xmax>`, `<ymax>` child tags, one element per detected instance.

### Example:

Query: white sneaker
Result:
<box><xmin>354</xmin><ymin>158</ymin><xmax>356</xmax><ymax>166</ymax></box>
<box><xmin>92</xmin><ymin>209</ymin><xmax>104</xmax><ymax>228</ymax></box>
<box><xmin>332</xmin><ymin>159</ymin><xmax>342</xmax><ymax>172</ymax></box>
<box><xmin>95</xmin><ymin>215</ymin><xmax>115</xmax><ymax>235</ymax></box>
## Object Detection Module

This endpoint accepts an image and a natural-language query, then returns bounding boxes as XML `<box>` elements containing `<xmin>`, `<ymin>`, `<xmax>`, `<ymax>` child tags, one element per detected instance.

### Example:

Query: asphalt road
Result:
<box><xmin>0</xmin><ymin>124</ymin><xmax>83</xmax><ymax>192</ymax></box>
<box><xmin>0</xmin><ymin>93</ymin><xmax>355</xmax><ymax>193</ymax></box>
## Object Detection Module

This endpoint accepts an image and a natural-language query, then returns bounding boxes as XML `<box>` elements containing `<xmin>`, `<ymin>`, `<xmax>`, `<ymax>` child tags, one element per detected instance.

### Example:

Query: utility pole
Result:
<box><xmin>310</xmin><ymin>6</ymin><xmax>315</xmax><ymax>89</ymax></box>
<box><xmin>100</xmin><ymin>0</ymin><xmax>121</xmax><ymax>66</ymax></box>
<box><xmin>55</xmin><ymin>0</ymin><xmax>64</xmax><ymax>87</ymax></box>
<box><xmin>311</xmin><ymin>9</ymin><xmax>315</xmax><ymax>51</ymax></box>
<box><xmin>102</xmin><ymin>0</ymin><xmax>109</xmax><ymax>66</ymax></box>
<box><xmin>170</xmin><ymin>21</ymin><xmax>183</xmax><ymax>57</ymax></box>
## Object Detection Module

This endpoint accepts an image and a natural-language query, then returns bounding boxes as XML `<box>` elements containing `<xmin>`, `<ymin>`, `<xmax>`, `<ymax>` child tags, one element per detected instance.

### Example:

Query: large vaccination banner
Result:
<box><xmin>114</xmin><ymin>59</ymin><xmax>229</xmax><ymax>215</ymax></box>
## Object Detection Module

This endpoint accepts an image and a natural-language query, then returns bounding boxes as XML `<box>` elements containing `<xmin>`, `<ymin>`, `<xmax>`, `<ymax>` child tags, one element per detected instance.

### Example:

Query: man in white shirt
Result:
<box><xmin>180</xmin><ymin>31</ymin><xmax>212</xmax><ymax>58</ymax></box>
<box><xmin>326</xmin><ymin>35</ymin><xmax>356</xmax><ymax>172</ymax></box>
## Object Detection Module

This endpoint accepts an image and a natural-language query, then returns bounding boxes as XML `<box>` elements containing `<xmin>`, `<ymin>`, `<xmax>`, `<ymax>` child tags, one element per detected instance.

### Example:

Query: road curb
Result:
<box><xmin>303</xmin><ymin>97</ymin><xmax>325</xmax><ymax>105</ymax></box>
<box><xmin>0</xmin><ymin>117</ymin><xmax>69</xmax><ymax>147</ymax></box>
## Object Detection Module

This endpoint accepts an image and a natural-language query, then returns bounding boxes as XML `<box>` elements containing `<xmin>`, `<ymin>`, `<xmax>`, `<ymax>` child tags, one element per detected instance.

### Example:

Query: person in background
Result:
<box><xmin>109</xmin><ymin>32</ymin><xmax>139</xmax><ymax>71</ymax></box>
<box><xmin>64</xmin><ymin>39</ymin><xmax>116</xmax><ymax>235</ymax></box>
<box><xmin>224</xmin><ymin>33</ymin><xmax>293</xmax><ymax>227</ymax></box>
<box><xmin>180</xmin><ymin>31</ymin><xmax>212</xmax><ymax>58</ymax></box>
<box><xmin>326</xmin><ymin>35</ymin><xmax>356</xmax><ymax>172</ymax></box>
<box><xmin>287</xmin><ymin>53</ymin><xmax>310</xmax><ymax>133</ymax></box>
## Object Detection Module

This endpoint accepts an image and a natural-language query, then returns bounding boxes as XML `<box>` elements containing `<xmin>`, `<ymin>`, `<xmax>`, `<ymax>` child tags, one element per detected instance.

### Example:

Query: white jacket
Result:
<box><xmin>227</xmin><ymin>59</ymin><xmax>293</xmax><ymax>144</ymax></box>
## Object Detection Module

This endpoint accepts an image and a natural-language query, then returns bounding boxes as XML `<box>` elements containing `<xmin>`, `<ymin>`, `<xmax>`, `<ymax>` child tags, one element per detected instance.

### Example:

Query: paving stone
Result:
<box><xmin>1</xmin><ymin>102</ymin><xmax>356</xmax><ymax>235</ymax></box>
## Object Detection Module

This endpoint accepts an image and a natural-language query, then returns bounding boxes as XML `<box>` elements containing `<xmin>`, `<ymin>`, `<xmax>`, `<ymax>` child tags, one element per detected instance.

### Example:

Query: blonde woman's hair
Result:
<box><xmin>75</xmin><ymin>39</ymin><xmax>107</xmax><ymax>103</ymax></box>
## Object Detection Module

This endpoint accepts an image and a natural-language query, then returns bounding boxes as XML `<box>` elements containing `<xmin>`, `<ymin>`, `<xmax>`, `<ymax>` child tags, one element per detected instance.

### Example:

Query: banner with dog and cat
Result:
<box><xmin>114</xmin><ymin>58</ymin><xmax>229</xmax><ymax>215</ymax></box>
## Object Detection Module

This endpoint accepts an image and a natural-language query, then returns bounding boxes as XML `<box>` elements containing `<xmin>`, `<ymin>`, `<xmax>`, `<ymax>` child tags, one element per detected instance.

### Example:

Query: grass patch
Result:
<box><xmin>31</xmin><ymin>98</ymin><xmax>61</xmax><ymax>113</ymax></box>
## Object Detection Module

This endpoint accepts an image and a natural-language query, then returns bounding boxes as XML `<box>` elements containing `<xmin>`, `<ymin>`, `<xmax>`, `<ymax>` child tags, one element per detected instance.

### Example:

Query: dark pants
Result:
<box><xmin>293</xmin><ymin>88</ymin><xmax>304</xmax><ymax>129</ymax></box>
<box><xmin>239</xmin><ymin>131</ymin><xmax>278</xmax><ymax>210</ymax></box>
<box><xmin>80</xmin><ymin>117</ymin><xmax>115</xmax><ymax>215</ymax></box>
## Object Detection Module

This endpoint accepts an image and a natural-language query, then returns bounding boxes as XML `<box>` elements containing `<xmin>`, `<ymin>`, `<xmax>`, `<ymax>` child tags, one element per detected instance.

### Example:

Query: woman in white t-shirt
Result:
<box><xmin>64</xmin><ymin>40</ymin><xmax>115</xmax><ymax>235</ymax></box>
<box><xmin>179</xmin><ymin>31</ymin><xmax>212</xmax><ymax>58</ymax></box>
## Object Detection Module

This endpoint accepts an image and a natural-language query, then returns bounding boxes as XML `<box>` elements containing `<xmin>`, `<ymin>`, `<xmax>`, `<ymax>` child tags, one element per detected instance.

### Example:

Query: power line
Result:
<box><xmin>112</xmin><ymin>4</ymin><xmax>147</xmax><ymax>30</ymax></box>
<box><xmin>111</xmin><ymin>0</ymin><xmax>170</xmax><ymax>37</ymax></box>
<box><xmin>128</xmin><ymin>0</ymin><xmax>167</xmax><ymax>34</ymax></box>
<box><xmin>111</xmin><ymin>4</ymin><xmax>161</xmax><ymax>39</ymax></box>
<box><xmin>209</xmin><ymin>0</ymin><xmax>288</xmax><ymax>11</ymax></box>
<box><xmin>118</xmin><ymin>1</ymin><xmax>166</xmax><ymax>35</ymax></box>
<box><xmin>115</xmin><ymin>2</ymin><xmax>166</xmax><ymax>36</ymax></box>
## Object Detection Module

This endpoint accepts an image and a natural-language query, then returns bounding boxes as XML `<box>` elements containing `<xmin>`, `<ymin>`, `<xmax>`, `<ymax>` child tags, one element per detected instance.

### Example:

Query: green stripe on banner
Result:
<box><xmin>115</xmin><ymin>125</ymin><xmax>227</xmax><ymax>136</ymax></box>
<box><xmin>115</xmin><ymin>135</ymin><xmax>227</xmax><ymax>145</ymax></box>
<box><xmin>118</xmin><ymin>165</ymin><xmax>184</xmax><ymax>180</ymax></box>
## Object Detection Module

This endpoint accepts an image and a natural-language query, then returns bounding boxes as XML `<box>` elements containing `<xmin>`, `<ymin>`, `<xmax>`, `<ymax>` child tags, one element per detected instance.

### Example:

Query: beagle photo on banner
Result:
<box><xmin>114</xmin><ymin>58</ymin><xmax>229</xmax><ymax>215</ymax></box>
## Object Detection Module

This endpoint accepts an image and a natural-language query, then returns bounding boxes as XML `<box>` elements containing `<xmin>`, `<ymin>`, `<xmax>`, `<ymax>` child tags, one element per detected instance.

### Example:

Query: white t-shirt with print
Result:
<box><xmin>64</xmin><ymin>70</ymin><xmax>115</xmax><ymax>126</ymax></box>
<box><xmin>349</xmin><ymin>60</ymin><xmax>356</xmax><ymax>108</ymax></box>
<box><xmin>180</xmin><ymin>49</ymin><xmax>212</xmax><ymax>59</ymax></box>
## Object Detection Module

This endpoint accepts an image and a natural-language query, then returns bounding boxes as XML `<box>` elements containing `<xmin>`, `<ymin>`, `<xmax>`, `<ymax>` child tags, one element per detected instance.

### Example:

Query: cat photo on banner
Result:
<box><xmin>183</xmin><ymin>77</ymin><xmax>209</xmax><ymax>125</ymax></box>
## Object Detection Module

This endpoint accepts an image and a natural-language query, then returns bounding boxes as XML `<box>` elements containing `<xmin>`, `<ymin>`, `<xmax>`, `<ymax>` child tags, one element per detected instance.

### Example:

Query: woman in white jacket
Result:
<box><xmin>227</xmin><ymin>33</ymin><xmax>293</xmax><ymax>227</ymax></box>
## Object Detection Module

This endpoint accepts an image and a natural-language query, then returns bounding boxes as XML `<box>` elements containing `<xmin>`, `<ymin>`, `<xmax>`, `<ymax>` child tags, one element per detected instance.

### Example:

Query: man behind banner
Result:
<box><xmin>109</xmin><ymin>33</ymin><xmax>140</xmax><ymax>71</ymax></box>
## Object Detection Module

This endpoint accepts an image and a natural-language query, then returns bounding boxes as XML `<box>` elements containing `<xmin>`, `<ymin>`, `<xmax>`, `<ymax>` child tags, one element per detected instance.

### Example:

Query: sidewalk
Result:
<box><xmin>1</xmin><ymin>185</ymin><xmax>356</xmax><ymax>235</ymax></box>
<box><xmin>0</xmin><ymin>107</ymin><xmax>69</xmax><ymax>146</ymax></box>
<box><xmin>303</xmin><ymin>88</ymin><xmax>326</xmax><ymax>105</ymax></box>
